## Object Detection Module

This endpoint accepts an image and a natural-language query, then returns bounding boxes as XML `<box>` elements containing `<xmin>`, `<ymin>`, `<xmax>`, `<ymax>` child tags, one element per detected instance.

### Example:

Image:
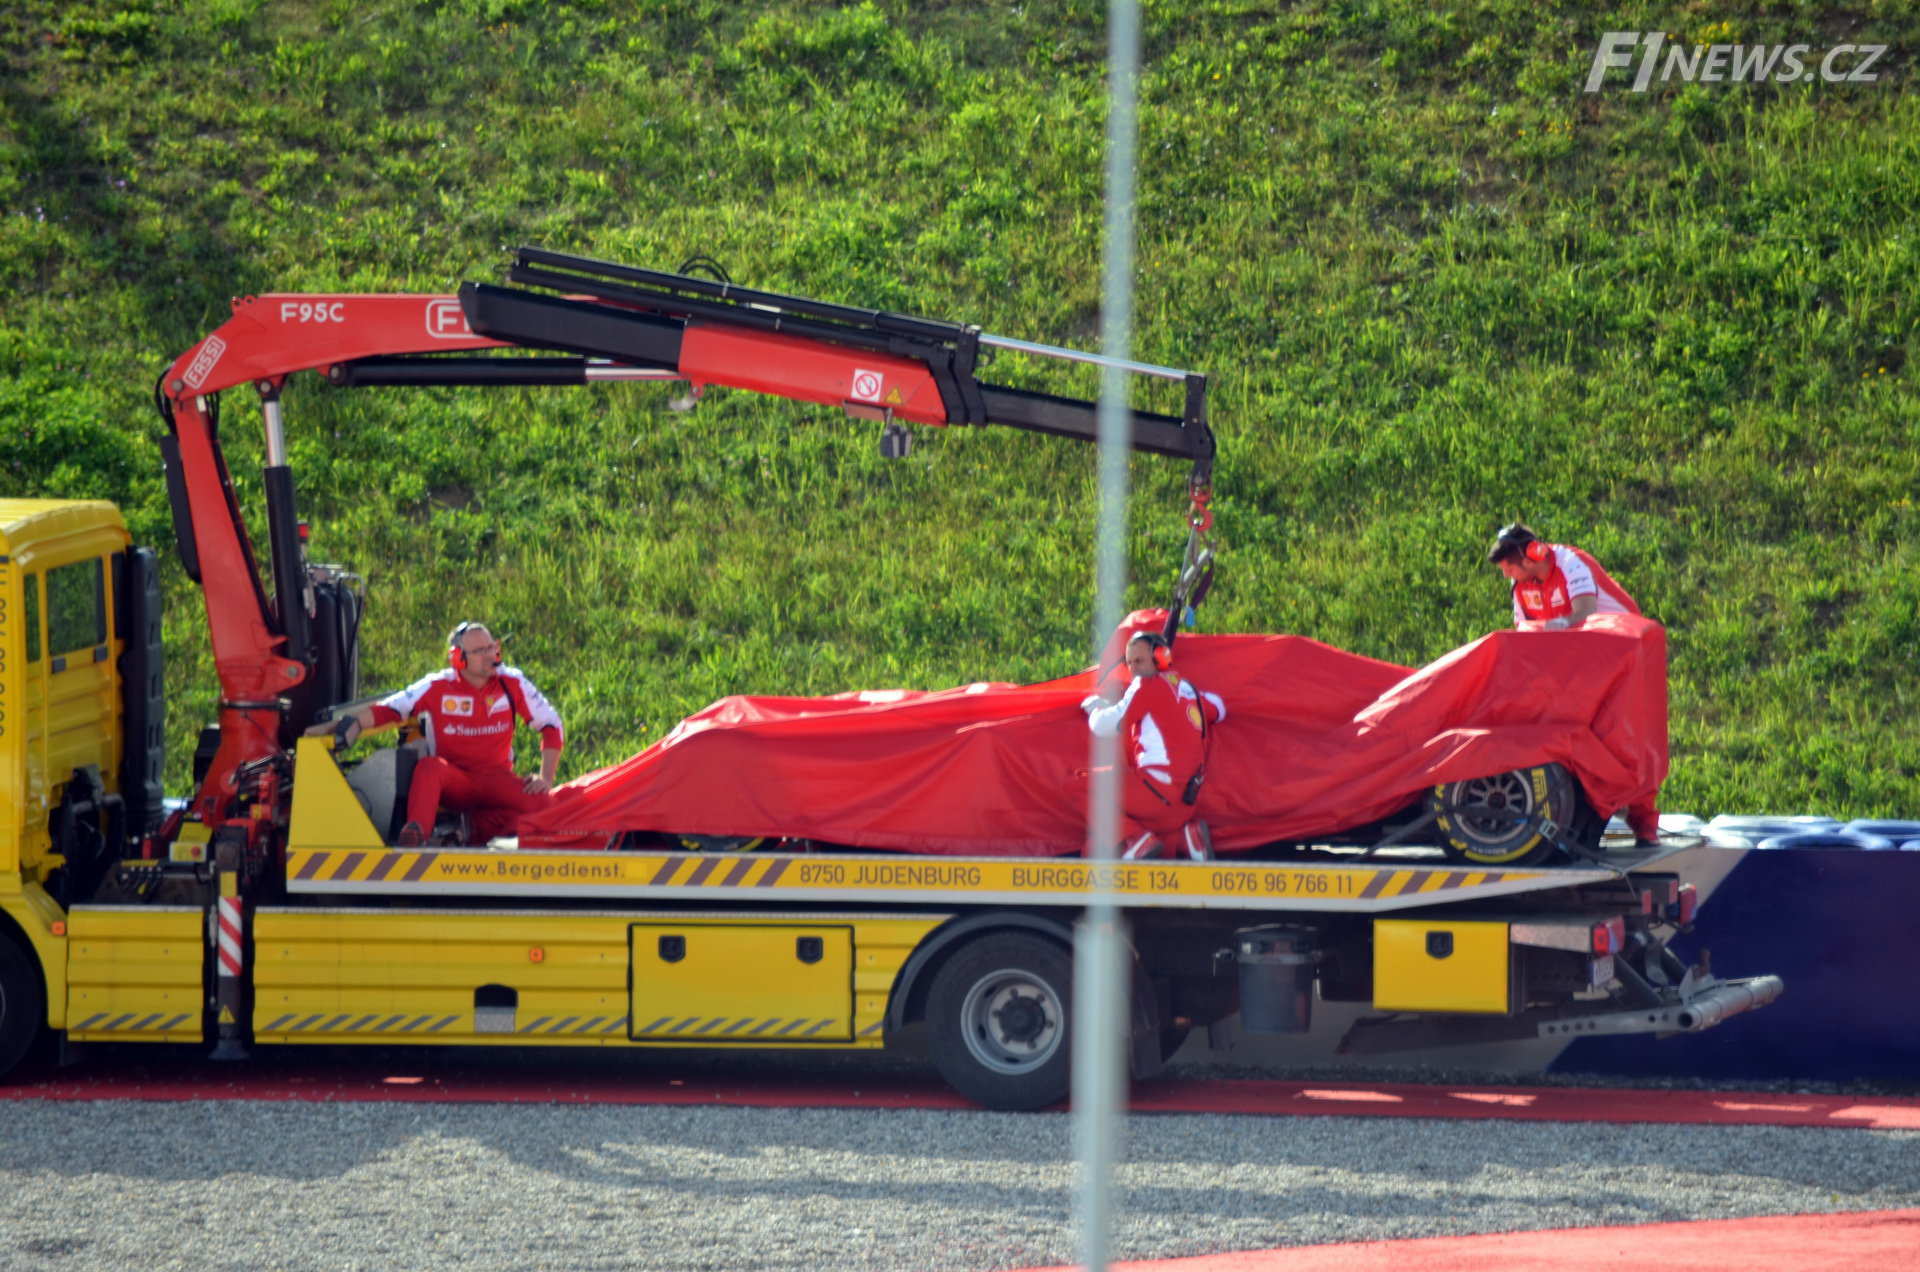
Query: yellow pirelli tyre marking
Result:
<box><xmin>285</xmin><ymin>849</ymin><xmax>1609</xmax><ymax>911</ymax></box>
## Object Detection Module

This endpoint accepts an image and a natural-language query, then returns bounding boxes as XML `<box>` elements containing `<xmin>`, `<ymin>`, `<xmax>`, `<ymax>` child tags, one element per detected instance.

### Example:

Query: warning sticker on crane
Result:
<box><xmin>850</xmin><ymin>369</ymin><xmax>884</xmax><ymax>402</ymax></box>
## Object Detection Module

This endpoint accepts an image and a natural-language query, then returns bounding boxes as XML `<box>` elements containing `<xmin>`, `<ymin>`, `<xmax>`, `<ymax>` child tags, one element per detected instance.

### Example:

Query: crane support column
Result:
<box><xmin>209</xmin><ymin>829</ymin><xmax>250</xmax><ymax>1061</ymax></box>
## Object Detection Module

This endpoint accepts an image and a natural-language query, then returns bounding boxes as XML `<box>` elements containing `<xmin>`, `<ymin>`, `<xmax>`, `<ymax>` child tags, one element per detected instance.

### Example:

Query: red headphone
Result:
<box><xmin>1134</xmin><ymin>632</ymin><xmax>1173</xmax><ymax>671</ymax></box>
<box><xmin>448</xmin><ymin>621</ymin><xmax>481</xmax><ymax>671</ymax></box>
<box><xmin>1496</xmin><ymin>525</ymin><xmax>1550</xmax><ymax>564</ymax></box>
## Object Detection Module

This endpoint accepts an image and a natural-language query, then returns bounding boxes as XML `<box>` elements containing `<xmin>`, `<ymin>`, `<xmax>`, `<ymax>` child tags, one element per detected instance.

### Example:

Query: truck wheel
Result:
<box><xmin>1428</xmin><ymin>763</ymin><xmax>1585</xmax><ymax>867</ymax></box>
<box><xmin>926</xmin><ymin>933</ymin><xmax>1072</xmax><ymax>1111</ymax></box>
<box><xmin>0</xmin><ymin>938</ymin><xmax>47</xmax><ymax>1079</ymax></box>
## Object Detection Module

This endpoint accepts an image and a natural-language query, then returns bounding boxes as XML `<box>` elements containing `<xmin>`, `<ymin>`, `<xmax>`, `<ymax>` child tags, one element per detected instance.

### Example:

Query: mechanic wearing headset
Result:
<box><xmin>1487</xmin><ymin>524</ymin><xmax>1659</xmax><ymax>848</ymax></box>
<box><xmin>1487</xmin><ymin>522</ymin><xmax>1641</xmax><ymax>630</ymax></box>
<box><xmin>1081</xmin><ymin>631</ymin><xmax>1226</xmax><ymax>862</ymax></box>
<box><xmin>306</xmin><ymin>621</ymin><xmax>564</xmax><ymax>847</ymax></box>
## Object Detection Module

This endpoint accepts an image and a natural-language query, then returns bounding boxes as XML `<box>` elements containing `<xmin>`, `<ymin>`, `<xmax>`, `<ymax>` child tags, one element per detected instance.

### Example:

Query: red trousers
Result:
<box><xmin>406</xmin><ymin>757</ymin><xmax>551</xmax><ymax>844</ymax></box>
<box><xmin>1626</xmin><ymin>800</ymin><xmax>1660</xmax><ymax>843</ymax></box>
<box><xmin>1125</xmin><ymin>770</ymin><xmax>1196</xmax><ymax>839</ymax></box>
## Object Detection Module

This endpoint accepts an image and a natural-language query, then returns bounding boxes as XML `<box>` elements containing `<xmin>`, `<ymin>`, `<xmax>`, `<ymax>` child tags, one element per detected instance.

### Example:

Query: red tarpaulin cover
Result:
<box><xmin>519</xmin><ymin>611</ymin><xmax>1668</xmax><ymax>855</ymax></box>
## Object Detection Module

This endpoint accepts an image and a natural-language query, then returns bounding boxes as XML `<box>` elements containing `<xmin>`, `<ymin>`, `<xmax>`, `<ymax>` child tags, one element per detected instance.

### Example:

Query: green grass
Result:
<box><xmin>2</xmin><ymin>0</ymin><xmax>1916</xmax><ymax>817</ymax></box>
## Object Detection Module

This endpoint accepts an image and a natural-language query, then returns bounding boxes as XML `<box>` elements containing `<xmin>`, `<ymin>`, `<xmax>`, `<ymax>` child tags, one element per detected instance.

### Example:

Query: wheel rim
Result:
<box><xmin>1451</xmin><ymin>771</ymin><xmax>1536</xmax><ymax>845</ymax></box>
<box><xmin>958</xmin><ymin>967</ymin><xmax>1063</xmax><ymax>1075</ymax></box>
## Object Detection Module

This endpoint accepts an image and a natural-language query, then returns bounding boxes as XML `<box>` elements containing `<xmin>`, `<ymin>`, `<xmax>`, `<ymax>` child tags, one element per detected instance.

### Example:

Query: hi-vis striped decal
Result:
<box><xmin>283</xmin><ymin>847</ymin><xmax>1606</xmax><ymax>911</ymax></box>
<box><xmin>634</xmin><ymin>1016</ymin><xmax>848</xmax><ymax>1039</ymax></box>
<box><xmin>72</xmin><ymin>1012</ymin><xmax>195</xmax><ymax>1034</ymax></box>
<box><xmin>251</xmin><ymin>1013</ymin><xmax>884</xmax><ymax>1040</ymax></box>
<box><xmin>1356</xmin><ymin>869</ymin><xmax>1505</xmax><ymax>900</ymax></box>
<box><xmin>292</xmin><ymin>850</ymin><xmax>440</xmax><ymax>884</ymax></box>
<box><xmin>648</xmin><ymin>856</ymin><xmax>791</xmax><ymax>889</ymax></box>
<box><xmin>258</xmin><ymin>1013</ymin><xmax>631</xmax><ymax>1036</ymax></box>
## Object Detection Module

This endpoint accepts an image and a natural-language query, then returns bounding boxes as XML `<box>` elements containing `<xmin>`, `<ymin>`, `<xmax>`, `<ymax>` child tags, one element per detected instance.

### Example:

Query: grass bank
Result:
<box><xmin>2</xmin><ymin>1</ymin><xmax>1915</xmax><ymax>814</ymax></box>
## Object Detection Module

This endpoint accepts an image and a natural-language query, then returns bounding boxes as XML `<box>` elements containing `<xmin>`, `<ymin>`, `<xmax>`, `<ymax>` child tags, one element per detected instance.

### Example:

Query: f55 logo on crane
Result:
<box><xmin>426</xmin><ymin>298</ymin><xmax>473</xmax><ymax>339</ymax></box>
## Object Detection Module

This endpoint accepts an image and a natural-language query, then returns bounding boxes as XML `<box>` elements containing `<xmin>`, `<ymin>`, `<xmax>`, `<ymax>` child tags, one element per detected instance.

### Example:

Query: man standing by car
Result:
<box><xmin>1082</xmin><ymin>631</ymin><xmax>1226</xmax><ymax>861</ymax></box>
<box><xmin>1488</xmin><ymin>524</ymin><xmax>1660</xmax><ymax>848</ymax></box>
<box><xmin>309</xmin><ymin>621</ymin><xmax>564</xmax><ymax>846</ymax></box>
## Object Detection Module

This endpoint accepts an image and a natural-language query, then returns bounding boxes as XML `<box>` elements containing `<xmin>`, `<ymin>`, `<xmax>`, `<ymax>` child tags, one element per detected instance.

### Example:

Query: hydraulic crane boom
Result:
<box><xmin>154</xmin><ymin>249</ymin><xmax>1215</xmax><ymax>826</ymax></box>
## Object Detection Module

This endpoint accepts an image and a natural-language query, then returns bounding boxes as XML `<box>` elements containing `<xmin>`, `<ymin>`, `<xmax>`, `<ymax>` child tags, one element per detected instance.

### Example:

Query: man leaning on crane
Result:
<box><xmin>306</xmin><ymin>621</ymin><xmax>564</xmax><ymax>846</ymax></box>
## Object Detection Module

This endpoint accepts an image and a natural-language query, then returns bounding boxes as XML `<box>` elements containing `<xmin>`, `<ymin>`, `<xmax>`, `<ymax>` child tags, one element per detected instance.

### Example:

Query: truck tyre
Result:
<box><xmin>0</xmin><ymin>937</ymin><xmax>47</xmax><ymax>1080</ymax></box>
<box><xmin>1428</xmin><ymin>762</ymin><xmax>1589</xmax><ymax>867</ymax></box>
<box><xmin>926</xmin><ymin>933</ymin><xmax>1072</xmax><ymax>1111</ymax></box>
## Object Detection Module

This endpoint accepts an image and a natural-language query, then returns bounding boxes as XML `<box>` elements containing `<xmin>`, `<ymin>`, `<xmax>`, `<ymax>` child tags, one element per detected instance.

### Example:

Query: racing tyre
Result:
<box><xmin>1428</xmin><ymin>762</ymin><xmax>1591</xmax><ymax>867</ymax></box>
<box><xmin>0</xmin><ymin>936</ymin><xmax>47</xmax><ymax>1080</ymax></box>
<box><xmin>926</xmin><ymin>933</ymin><xmax>1072</xmax><ymax>1111</ymax></box>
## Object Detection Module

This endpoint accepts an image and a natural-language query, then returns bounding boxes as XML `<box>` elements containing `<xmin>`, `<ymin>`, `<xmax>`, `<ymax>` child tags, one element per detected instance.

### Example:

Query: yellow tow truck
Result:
<box><xmin>0</xmin><ymin>253</ymin><xmax>1781</xmax><ymax>1109</ymax></box>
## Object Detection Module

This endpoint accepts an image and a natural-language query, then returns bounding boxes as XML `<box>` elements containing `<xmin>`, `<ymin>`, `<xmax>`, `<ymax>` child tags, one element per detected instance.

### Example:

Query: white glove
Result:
<box><xmin>1080</xmin><ymin>695</ymin><xmax>1102</xmax><ymax>713</ymax></box>
<box><xmin>1545</xmin><ymin>617</ymin><xmax>1571</xmax><ymax>631</ymax></box>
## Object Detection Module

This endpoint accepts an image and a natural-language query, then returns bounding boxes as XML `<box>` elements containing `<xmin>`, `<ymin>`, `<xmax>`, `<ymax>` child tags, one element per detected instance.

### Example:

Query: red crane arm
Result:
<box><xmin>155</xmin><ymin>254</ymin><xmax>1213</xmax><ymax>823</ymax></box>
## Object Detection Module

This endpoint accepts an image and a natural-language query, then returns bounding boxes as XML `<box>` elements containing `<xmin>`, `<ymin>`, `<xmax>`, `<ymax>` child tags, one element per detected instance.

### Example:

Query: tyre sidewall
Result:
<box><xmin>0</xmin><ymin>936</ymin><xmax>47</xmax><ymax>1079</ymax></box>
<box><xmin>926</xmin><ymin>933</ymin><xmax>1073</xmax><ymax>1112</ymax></box>
<box><xmin>1430</xmin><ymin>763</ymin><xmax>1574</xmax><ymax>866</ymax></box>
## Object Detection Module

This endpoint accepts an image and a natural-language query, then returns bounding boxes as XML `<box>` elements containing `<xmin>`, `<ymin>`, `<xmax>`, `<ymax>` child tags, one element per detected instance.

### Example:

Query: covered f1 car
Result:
<box><xmin>521</xmin><ymin>610</ymin><xmax>1668</xmax><ymax>867</ymax></box>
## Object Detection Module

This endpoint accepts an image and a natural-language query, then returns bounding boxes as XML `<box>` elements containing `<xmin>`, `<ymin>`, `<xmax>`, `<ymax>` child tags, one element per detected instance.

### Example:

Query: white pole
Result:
<box><xmin>1074</xmin><ymin>1</ymin><xmax>1141</xmax><ymax>1269</ymax></box>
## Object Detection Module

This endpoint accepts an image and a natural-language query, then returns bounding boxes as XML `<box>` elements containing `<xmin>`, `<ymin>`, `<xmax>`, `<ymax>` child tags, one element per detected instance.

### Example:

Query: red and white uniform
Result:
<box><xmin>371</xmin><ymin>666</ymin><xmax>564</xmax><ymax>842</ymax></box>
<box><xmin>1087</xmin><ymin>672</ymin><xmax>1226</xmax><ymax>838</ymax></box>
<box><xmin>1510</xmin><ymin>546</ymin><xmax>1659</xmax><ymax>843</ymax></box>
<box><xmin>1511</xmin><ymin>544</ymin><xmax>1641</xmax><ymax>626</ymax></box>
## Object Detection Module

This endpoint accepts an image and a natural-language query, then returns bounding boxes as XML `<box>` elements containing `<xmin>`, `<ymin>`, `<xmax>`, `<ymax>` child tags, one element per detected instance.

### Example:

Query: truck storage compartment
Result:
<box><xmin>630</xmin><ymin>922</ymin><xmax>854</xmax><ymax>1042</ymax></box>
<box><xmin>252</xmin><ymin>908</ymin><xmax>632</xmax><ymax>1043</ymax></box>
<box><xmin>67</xmin><ymin>905</ymin><xmax>204</xmax><ymax>1042</ymax></box>
<box><xmin>1372</xmin><ymin>917</ymin><xmax>1515</xmax><ymax>1014</ymax></box>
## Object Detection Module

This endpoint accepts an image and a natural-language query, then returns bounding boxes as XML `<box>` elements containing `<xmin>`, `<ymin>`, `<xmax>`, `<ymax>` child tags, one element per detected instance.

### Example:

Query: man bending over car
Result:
<box><xmin>1488</xmin><ymin>523</ymin><xmax>1660</xmax><ymax>849</ymax></box>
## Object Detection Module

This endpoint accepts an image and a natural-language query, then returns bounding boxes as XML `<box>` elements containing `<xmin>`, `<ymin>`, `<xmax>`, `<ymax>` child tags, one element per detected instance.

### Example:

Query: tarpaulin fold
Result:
<box><xmin>519</xmin><ymin>612</ymin><xmax>1667</xmax><ymax>856</ymax></box>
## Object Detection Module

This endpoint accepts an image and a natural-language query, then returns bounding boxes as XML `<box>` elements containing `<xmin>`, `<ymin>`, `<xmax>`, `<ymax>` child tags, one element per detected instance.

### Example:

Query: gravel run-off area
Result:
<box><xmin>0</xmin><ymin>1098</ymin><xmax>1914</xmax><ymax>1272</ymax></box>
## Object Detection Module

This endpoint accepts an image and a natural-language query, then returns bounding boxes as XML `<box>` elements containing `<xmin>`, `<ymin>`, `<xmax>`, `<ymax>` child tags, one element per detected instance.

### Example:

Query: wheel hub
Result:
<box><xmin>991</xmin><ymin>990</ymin><xmax>1048</xmax><ymax>1048</ymax></box>
<box><xmin>1457</xmin><ymin>772</ymin><xmax>1531</xmax><ymax>837</ymax></box>
<box><xmin>960</xmin><ymin>971</ymin><xmax>1063</xmax><ymax>1073</ymax></box>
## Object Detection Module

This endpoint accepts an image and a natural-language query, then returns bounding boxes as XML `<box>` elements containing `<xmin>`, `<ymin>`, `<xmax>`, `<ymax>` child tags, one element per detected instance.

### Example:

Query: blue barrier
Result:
<box><xmin>1756</xmin><ymin>830</ymin><xmax>1896</xmax><ymax>851</ymax></box>
<box><xmin>1703</xmin><ymin>814</ymin><xmax>1840</xmax><ymax>844</ymax></box>
<box><xmin>1846</xmin><ymin>819</ymin><xmax>1920</xmax><ymax>840</ymax></box>
<box><xmin>1553</xmin><ymin>845</ymin><xmax>1920</xmax><ymax>1082</ymax></box>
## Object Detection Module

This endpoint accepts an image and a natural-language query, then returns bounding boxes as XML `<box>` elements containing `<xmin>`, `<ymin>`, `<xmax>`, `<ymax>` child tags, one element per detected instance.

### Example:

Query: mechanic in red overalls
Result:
<box><xmin>310</xmin><ymin>621</ymin><xmax>564</xmax><ymax>846</ymax></box>
<box><xmin>1081</xmin><ymin>632</ymin><xmax>1226</xmax><ymax>861</ymax></box>
<box><xmin>1488</xmin><ymin>523</ymin><xmax>1660</xmax><ymax>848</ymax></box>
